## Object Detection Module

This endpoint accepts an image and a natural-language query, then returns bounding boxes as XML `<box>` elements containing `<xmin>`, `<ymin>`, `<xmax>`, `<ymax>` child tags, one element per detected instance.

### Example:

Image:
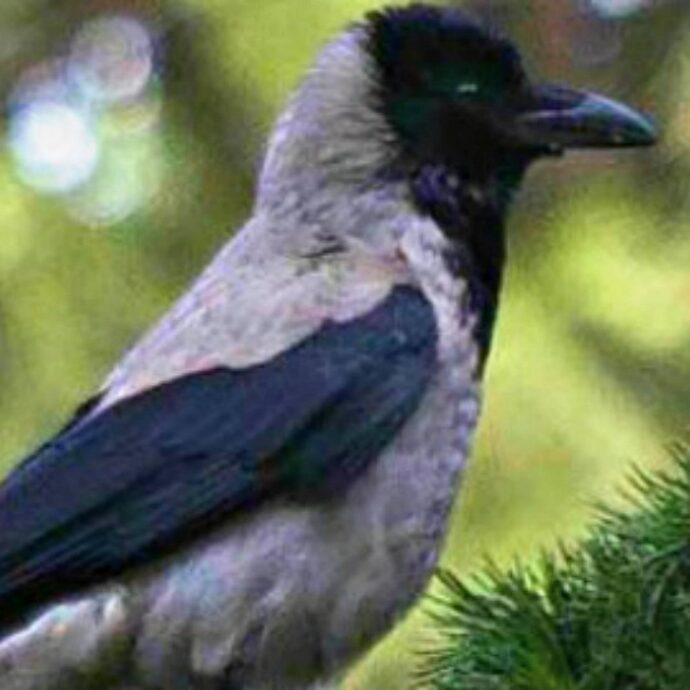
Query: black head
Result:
<box><xmin>363</xmin><ymin>5</ymin><xmax>656</xmax><ymax>367</ymax></box>
<box><xmin>365</xmin><ymin>4</ymin><xmax>656</xmax><ymax>183</ymax></box>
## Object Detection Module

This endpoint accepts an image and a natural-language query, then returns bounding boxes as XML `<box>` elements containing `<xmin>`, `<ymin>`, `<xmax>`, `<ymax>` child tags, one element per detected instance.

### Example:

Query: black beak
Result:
<box><xmin>516</xmin><ymin>84</ymin><xmax>657</xmax><ymax>152</ymax></box>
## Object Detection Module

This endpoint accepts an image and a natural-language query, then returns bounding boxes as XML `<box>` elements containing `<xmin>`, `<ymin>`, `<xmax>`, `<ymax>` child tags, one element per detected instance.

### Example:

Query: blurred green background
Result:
<box><xmin>0</xmin><ymin>0</ymin><xmax>687</xmax><ymax>687</ymax></box>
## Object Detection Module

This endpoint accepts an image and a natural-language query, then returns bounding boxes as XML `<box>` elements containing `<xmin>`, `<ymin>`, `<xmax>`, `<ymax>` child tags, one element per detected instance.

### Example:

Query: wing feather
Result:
<box><xmin>0</xmin><ymin>286</ymin><xmax>437</xmax><ymax>630</ymax></box>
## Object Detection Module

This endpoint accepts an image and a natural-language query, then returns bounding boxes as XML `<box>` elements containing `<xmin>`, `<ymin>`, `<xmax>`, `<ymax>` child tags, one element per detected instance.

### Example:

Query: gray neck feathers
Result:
<box><xmin>257</xmin><ymin>29</ymin><xmax>395</xmax><ymax>218</ymax></box>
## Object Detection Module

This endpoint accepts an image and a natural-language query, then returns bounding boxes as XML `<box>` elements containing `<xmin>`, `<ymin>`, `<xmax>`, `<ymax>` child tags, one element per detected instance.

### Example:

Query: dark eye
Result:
<box><xmin>424</xmin><ymin>61</ymin><xmax>509</xmax><ymax>101</ymax></box>
<box><xmin>456</xmin><ymin>82</ymin><xmax>481</xmax><ymax>96</ymax></box>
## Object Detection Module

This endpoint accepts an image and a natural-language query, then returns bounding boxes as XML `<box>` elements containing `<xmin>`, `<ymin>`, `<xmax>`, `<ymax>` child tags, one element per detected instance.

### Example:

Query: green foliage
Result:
<box><xmin>420</xmin><ymin>443</ymin><xmax>690</xmax><ymax>690</ymax></box>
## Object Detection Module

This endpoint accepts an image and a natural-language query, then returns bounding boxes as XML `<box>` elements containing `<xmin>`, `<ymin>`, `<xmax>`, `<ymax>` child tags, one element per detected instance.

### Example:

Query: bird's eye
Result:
<box><xmin>456</xmin><ymin>82</ymin><xmax>480</xmax><ymax>96</ymax></box>
<box><xmin>423</xmin><ymin>61</ymin><xmax>508</xmax><ymax>103</ymax></box>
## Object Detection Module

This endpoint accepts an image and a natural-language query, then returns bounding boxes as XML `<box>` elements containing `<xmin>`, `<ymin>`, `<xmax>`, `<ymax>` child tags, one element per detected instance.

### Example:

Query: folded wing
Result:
<box><xmin>0</xmin><ymin>286</ymin><xmax>437</xmax><ymax>630</ymax></box>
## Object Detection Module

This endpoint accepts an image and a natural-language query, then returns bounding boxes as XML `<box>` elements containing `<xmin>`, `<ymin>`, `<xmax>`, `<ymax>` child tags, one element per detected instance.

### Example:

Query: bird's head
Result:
<box><xmin>259</xmin><ymin>4</ymin><xmax>656</xmax><ymax>234</ymax></box>
<box><xmin>366</xmin><ymin>4</ymin><xmax>656</xmax><ymax>192</ymax></box>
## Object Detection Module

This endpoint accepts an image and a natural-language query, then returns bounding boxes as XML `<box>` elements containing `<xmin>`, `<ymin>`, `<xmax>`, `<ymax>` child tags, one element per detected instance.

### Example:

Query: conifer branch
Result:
<box><xmin>420</xmin><ymin>443</ymin><xmax>690</xmax><ymax>689</ymax></box>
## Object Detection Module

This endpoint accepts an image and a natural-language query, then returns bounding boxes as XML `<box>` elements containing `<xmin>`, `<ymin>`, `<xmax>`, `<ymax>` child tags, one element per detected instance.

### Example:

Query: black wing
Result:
<box><xmin>0</xmin><ymin>286</ymin><xmax>437</xmax><ymax>630</ymax></box>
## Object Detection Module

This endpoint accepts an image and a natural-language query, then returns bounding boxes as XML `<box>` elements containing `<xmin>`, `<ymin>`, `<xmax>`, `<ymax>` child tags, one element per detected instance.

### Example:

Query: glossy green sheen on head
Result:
<box><xmin>365</xmin><ymin>5</ymin><xmax>529</xmax><ymax>163</ymax></box>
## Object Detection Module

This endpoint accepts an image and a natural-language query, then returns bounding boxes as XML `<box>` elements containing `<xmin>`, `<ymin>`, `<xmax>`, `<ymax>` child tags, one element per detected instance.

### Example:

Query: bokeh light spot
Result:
<box><xmin>9</xmin><ymin>100</ymin><xmax>99</xmax><ymax>193</ymax></box>
<box><xmin>6</xmin><ymin>14</ymin><xmax>162</xmax><ymax>225</ymax></box>
<box><xmin>589</xmin><ymin>0</ymin><xmax>651</xmax><ymax>18</ymax></box>
<box><xmin>68</xmin><ymin>16</ymin><xmax>156</xmax><ymax>104</ymax></box>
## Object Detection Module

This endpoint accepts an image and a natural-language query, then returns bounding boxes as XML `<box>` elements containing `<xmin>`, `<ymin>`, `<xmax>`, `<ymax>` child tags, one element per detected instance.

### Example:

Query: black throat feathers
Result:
<box><xmin>410</xmin><ymin>164</ymin><xmax>515</xmax><ymax>369</ymax></box>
